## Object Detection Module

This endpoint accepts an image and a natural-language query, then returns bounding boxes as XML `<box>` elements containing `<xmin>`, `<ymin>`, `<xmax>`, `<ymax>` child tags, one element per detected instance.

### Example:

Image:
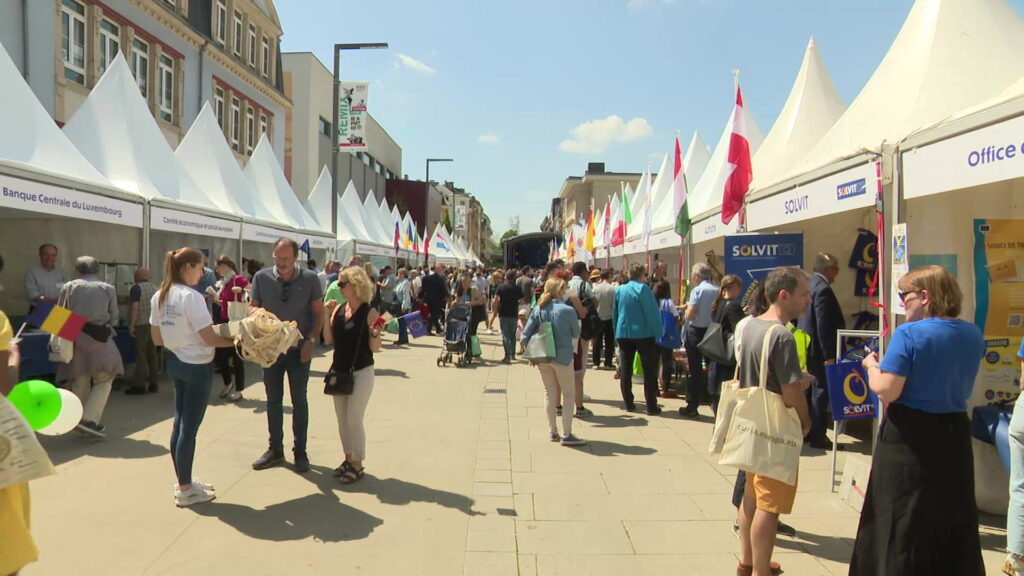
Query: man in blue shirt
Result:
<box><xmin>681</xmin><ymin>263</ymin><xmax>718</xmax><ymax>418</ymax></box>
<box><xmin>613</xmin><ymin>264</ymin><xmax>663</xmax><ymax>415</ymax></box>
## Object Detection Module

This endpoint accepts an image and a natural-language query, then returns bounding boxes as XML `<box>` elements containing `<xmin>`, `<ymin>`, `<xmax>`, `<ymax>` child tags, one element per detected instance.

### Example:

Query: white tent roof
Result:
<box><xmin>176</xmin><ymin>103</ymin><xmax>264</xmax><ymax>218</ymax></box>
<box><xmin>361</xmin><ymin>189</ymin><xmax>390</xmax><ymax>246</ymax></box>
<box><xmin>63</xmin><ymin>54</ymin><xmax>218</xmax><ymax>211</ymax></box>
<box><xmin>752</xmin><ymin>38</ymin><xmax>845</xmax><ymax>191</ymax></box>
<box><xmin>594</xmin><ymin>198</ymin><xmax>610</xmax><ymax>249</ymax></box>
<box><xmin>643</xmin><ymin>153</ymin><xmax>673</xmax><ymax>235</ymax></box>
<box><xmin>626</xmin><ymin>172</ymin><xmax>650</xmax><ymax>240</ymax></box>
<box><xmin>778</xmin><ymin>0</ymin><xmax>1024</xmax><ymax>184</ymax></box>
<box><xmin>301</xmin><ymin>166</ymin><xmax>333</xmax><ymax>232</ymax></box>
<box><xmin>683</xmin><ymin>131</ymin><xmax>712</xmax><ymax>190</ymax></box>
<box><xmin>0</xmin><ymin>41</ymin><xmax>114</xmax><ymax>189</ymax></box>
<box><xmin>244</xmin><ymin>134</ymin><xmax>325</xmax><ymax>233</ymax></box>
<box><xmin>337</xmin><ymin>181</ymin><xmax>376</xmax><ymax>244</ymax></box>
<box><xmin>429</xmin><ymin>224</ymin><xmax>457</xmax><ymax>262</ymax></box>
<box><xmin>686</xmin><ymin>89</ymin><xmax>765</xmax><ymax>220</ymax></box>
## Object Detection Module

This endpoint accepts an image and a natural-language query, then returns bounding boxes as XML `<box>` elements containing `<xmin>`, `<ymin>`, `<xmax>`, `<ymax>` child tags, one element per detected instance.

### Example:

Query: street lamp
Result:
<box><xmin>331</xmin><ymin>42</ymin><xmax>388</xmax><ymax>237</ymax></box>
<box><xmin>425</xmin><ymin>157</ymin><xmax>453</xmax><ymax>265</ymax></box>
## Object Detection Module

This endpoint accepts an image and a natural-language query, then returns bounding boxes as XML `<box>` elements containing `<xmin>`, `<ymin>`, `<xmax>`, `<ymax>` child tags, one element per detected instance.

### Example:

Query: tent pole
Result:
<box><xmin>142</xmin><ymin>203</ymin><xmax>151</xmax><ymax>269</ymax></box>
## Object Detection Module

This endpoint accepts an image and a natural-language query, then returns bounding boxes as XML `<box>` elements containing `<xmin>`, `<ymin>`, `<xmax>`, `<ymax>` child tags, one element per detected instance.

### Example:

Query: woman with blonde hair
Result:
<box><xmin>849</xmin><ymin>265</ymin><xmax>985</xmax><ymax>575</ymax></box>
<box><xmin>150</xmin><ymin>248</ymin><xmax>236</xmax><ymax>507</ymax></box>
<box><xmin>323</xmin><ymin>266</ymin><xmax>382</xmax><ymax>484</ymax></box>
<box><xmin>706</xmin><ymin>274</ymin><xmax>745</xmax><ymax>414</ymax></box>
<box><xmin>522</xmin><ymin>277</ymin><xmax>585</xmax><ymax>446</ymax></box>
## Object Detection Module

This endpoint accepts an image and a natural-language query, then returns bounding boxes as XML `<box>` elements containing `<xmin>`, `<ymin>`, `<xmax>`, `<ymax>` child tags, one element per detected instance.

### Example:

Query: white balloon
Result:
<box><xmin>37</xmin><ymin>389</ymin><xmax>84</xmax><ymax>436</ymax></box>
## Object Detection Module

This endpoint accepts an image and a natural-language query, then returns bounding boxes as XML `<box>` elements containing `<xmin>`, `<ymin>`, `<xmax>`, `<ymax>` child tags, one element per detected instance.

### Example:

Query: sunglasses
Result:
<box><xmin>338</xmin><ymin>281</ymin><xmax>350</xmax><ymax>289</ymax></box>
<box><xmin>898</xmin><ymin>290</ymin><xmax>918</xmax><ymax>303</ymax></box>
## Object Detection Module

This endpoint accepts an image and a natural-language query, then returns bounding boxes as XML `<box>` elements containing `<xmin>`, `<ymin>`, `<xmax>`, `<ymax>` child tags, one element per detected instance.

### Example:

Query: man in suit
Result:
<box><xmin>421</xmin><ymin>264</ymin><xmax>450</xmax><ymax>335</ymax></box>
<box><xmin>797</xmin><ymin>252</ymin><xmax>845</xmax><ymax>449</ymax></box>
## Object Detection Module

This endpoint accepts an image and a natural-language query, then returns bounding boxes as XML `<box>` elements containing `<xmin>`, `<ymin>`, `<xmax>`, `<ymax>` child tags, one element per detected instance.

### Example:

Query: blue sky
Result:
<box><xmin>278</xmin><ymin>0</ymin><xmax>1024</xmax><ymax>240</ymax></box>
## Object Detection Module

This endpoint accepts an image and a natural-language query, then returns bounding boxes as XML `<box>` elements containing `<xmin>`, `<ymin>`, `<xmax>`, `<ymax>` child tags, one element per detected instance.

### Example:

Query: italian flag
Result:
<box><xmin>610</xmin><ymin>186</ymin><xmax>632</xmax><ymax>247</ymax></box>
<box><xmin>673</xmin><ymin>134</ymin><xmax>690</xmax><ymax>237</ymax></box>
<box><xmin>722</xmin><ymin>83</ymin><xmax>753</xmax><ymax>225</ymax></box>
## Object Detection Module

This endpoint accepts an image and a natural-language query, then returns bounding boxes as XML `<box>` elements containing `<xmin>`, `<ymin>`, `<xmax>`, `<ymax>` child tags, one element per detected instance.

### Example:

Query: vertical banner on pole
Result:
<box><xmin>338</xmin><ymin>82</ymin><xmax>369</xmax><ymax>151</ymax></box>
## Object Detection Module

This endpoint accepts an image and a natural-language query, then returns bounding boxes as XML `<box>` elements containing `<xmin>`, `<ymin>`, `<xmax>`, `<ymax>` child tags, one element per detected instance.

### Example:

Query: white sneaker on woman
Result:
<box><xmin>172</xmin><ymin>478</ymin><xmax>215</xmax><ymax>496</ymax></box>
<box><xmin>175</xmin><ymin>484</ymin><xmax>216</xmax><ymax>507</ymax></box>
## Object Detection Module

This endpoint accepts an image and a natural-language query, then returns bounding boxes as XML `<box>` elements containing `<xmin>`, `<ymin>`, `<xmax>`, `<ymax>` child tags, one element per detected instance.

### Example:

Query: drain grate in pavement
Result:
<box><xmin>483</xmin><ymin>388</ymin><xmax>507</xmax><ymax>394</ymax></box>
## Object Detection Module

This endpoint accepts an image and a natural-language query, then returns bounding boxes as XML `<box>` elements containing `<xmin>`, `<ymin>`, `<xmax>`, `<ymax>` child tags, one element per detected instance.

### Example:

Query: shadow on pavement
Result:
<box><xmin>776</xmin><ymin>528</ymin><xmax>854</xmax><ymax>564</ymax></box>
<box><xmin>339</xmin><ymin>475</ymin><xmax>483</xmax><ymax>516</ymax></box>
<box><xmin>191</xmin><ymin>492</ymin><xmax>383</xmax><ymax>542</ymax></box>
<box><xmin>580</xmin><ymin>440</ymin><xmax>658</xmax><ymax>457</ymax></box>
<box><xmin>375</xmin><ymin>368</ymin><xmax>408</xmax><ymax>378</ymax></box>
<box><xmin>40</xmin><ymin>434</ymin><xmax>169</xmax><ymax>466</ymax></box>
<box><xmin>583</xmin><ymin>414</ymin><xmax>650</xmax><ymax>429</ymax></box>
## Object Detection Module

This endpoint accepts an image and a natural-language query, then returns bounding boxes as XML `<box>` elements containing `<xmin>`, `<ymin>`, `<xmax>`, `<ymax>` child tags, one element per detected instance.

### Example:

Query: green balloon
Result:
<box><xmin>7</xmin><ymin>380</ymin><xmax>63</xmax><ymax>431</ymax></box>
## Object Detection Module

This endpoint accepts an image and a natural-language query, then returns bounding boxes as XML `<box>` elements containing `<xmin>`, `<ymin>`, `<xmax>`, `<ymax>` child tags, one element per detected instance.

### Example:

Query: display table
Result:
<box><xmin>972</xmin><ymin>404</ymin><xmax>1013</xmax><ymax>474</ymax></box>
<box><xmin>18</xmin><ymin>329</ymin><xmax>135</xmax><ymax>380</ymax></box>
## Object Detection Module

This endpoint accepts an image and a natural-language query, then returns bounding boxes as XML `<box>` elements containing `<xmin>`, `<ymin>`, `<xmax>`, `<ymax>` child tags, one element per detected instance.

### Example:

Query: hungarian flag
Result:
<box><xmin>584</xmin><ymin>209</ymin><xmax>595</xmax><ymax>253</ymax></box>
<box><xmin>722</xmin><ymin>84</ymin><xmax>753</xmax><ymax>225</ymax></box>
<box><xmin>610</xmin><ymin>186</ymin><xmax>632</xmax><ymax>247</ymax></box>
<box><xmin>673</xmin><ymin>134</ymin><xmax>690</xmax><ymax>237</ymax></box>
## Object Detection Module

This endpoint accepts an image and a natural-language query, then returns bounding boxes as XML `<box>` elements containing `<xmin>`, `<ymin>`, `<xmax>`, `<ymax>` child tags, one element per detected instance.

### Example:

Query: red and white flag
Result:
<box><xmin>721</xmin><ymin>84</ymin><xmax>752</xmax><ymax>225</ymax></box>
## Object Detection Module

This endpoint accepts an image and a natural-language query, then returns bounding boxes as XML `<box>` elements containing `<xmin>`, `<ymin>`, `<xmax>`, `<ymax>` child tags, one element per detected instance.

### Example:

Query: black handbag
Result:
<box><xmin>324</xmin><ymin>305</ymin><xmax>365</xmax><ymax>396</ymax></box>
<box><xmin>697</xmin><ymin>321</ymin><xmax>735</xmax><ymax>365</ymax></box>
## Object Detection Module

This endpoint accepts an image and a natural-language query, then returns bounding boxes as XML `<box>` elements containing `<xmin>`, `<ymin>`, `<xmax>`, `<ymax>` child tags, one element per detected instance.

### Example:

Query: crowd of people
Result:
<box><xmin>0</xmin><ymin>240</ymin><xmax>1008</xmax><ymax>576</ymax></box>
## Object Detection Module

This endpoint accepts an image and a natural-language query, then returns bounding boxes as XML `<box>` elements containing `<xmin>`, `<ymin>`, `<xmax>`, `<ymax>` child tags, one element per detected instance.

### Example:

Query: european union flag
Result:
<box><xmin>300</xmin><ymin>239</ymin><xmax>311</xmax><ymax>256</ymax></box>
<box><xmin>403</xmin><ymin>311</ymin><xmax>429</xmax><ymax>339</ymax></box>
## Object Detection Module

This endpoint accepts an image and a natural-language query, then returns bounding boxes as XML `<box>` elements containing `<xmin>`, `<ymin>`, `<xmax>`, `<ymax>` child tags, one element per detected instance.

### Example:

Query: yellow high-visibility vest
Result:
<box><xmin>790</xmin><ymin>324</ymin><xmax>811</xmax><ymax>372</ymax></box>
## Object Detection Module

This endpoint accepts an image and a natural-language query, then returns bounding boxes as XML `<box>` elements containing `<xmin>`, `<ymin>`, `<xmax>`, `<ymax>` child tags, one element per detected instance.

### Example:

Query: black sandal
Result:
<box><xmin>332</xmin><ymin>461</ymin><xmax>350</xmax><ymax>478</ymax></box>
<box><xmin>338</xmin><ymin>463</ymin><xmax>365</xmax><ymax>484</ymax></box>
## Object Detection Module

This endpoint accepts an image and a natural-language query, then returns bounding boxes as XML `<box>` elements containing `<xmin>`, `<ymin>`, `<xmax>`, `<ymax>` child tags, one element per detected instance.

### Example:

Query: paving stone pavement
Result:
<box><xmin>21</xmin><ymin>329</ymin><xmax>1010</xmax><ymax>575</ymax></box>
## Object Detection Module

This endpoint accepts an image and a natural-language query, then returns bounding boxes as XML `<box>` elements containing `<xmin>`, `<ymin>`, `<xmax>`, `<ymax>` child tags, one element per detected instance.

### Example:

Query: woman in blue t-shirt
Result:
<box><xmin>849</xmin><ymin>265</ymin><xmax>985</xmax><ymax>575</ymax></box>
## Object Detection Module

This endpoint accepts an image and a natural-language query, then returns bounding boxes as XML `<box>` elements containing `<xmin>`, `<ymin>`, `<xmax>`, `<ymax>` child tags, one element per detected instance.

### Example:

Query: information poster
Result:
<box><xmin>337</xmin><ymin>82</ymin><xmax>368</xmax><ymax>151</ymax></box>
<box><xmin>892</xmin><ymin>223</ymin><xmax>908</xmax><ymax>316</ymax></box>
<box><xmin>973</xmin><ymin>219</ymin><xmax>1024</xmax><ymax>406</ymax></box>
<box><xmin>724</xmin><ymin>233</ymin><xmax>803</xmax><ymax>305</ymax></box>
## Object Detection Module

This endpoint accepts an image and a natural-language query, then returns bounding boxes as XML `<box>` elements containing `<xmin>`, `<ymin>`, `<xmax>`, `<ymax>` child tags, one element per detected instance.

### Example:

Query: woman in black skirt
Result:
<box><xmin>849</xmin><ymin>265</ymin><xmax>986</xmax><ymax>576</ymax></box>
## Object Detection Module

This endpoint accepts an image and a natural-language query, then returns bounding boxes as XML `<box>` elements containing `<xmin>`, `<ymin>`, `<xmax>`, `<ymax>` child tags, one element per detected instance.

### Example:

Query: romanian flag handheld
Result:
<box><xmin>26</xmin><ymin>301</ymin><xmax>87</xmax><ymax>341</ymax></box>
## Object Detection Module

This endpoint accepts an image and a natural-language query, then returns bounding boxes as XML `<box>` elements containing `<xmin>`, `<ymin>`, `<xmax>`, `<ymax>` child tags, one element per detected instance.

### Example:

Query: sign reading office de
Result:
<box><xmin>337</xmin><ymin>81</ymin><xmax>368</xmax><ymax>151</ymax></box>
<box><xmin>724</xmin><ymin>233</ymin><xmax>804</xmax><ymax>303</ymax></box>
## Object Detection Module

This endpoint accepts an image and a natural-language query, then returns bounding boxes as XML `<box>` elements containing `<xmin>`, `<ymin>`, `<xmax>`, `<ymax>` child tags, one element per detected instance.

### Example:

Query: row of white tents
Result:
<box><xmin>0</xmin><ymin>45</ymin><xmax>481</xmax><ymax>312</ymax></box>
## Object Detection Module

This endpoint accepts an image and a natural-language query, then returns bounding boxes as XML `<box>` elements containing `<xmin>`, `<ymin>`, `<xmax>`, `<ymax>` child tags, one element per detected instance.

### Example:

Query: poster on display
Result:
<box><xmin>454</xmin><ymin>205</ymin><xmax>467</xmax><ymax>231</ymax></box>
<box><xmin>337</xmin><ymin>82</ymin><xmax>368</xmax><ymax>151</ymax></box>
<box><xmin>973</xmin><ymin>219</ymin><xmax>1024</xmax><ymax>405</ymax></box>
<box><xmin>724</xmin><ymin>233</ymin><xmax>803</xmax><ymax>304</ymax></box>
<box><xmin>891</xmin><ymin>223</ymin><xmax>908</xmax><ymax>315</ymax></box>
<box><xmin>825</xmin><ymin>362</ymin><xmax>879</xmax><ymax>421</ymax></box>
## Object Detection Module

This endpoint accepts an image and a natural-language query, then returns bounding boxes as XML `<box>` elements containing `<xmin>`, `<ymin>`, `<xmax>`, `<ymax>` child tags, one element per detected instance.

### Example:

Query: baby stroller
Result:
<box><xmin>437</xmin><ymin>304</ymin><xmax>472</xmax><ymax>367</ymax></box>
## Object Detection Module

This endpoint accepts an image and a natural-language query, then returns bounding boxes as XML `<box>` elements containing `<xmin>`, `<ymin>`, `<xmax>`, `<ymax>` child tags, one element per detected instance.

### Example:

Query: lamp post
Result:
<box><xmin>331</xmin><ymin>42</ymin><xmax>388</xmax><ymax>238</ymax></box>
<box><xmin>425</xmin><ymin>158</ymin><xmax>453</xmax><ymax>265</ymax></box>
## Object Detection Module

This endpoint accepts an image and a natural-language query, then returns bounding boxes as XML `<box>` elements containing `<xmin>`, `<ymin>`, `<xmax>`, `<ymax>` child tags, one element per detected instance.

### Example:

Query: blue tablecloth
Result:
<box><xmin>972</xmin><ymin>405</ymin><xmax>1013</xmax><ymax>474</ymax></box>
<box><xmin>18</xmin><ymin>329</ymin><xmax>135</xmax><ymax>379</ymax></box>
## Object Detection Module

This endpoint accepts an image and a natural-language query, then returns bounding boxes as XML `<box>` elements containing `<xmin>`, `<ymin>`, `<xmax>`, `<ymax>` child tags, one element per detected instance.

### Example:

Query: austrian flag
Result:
<box><xmin>721</xmin><ymin>84</ymin><xmax>753</xmax><ymax>225</ymax></box>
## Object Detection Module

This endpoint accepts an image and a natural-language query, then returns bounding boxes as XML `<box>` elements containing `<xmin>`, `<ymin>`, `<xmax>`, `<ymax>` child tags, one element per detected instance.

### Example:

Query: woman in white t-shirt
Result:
<box><xmin>150</xmin><ymin>248</ymin><xmax>236</xmax><ymax>508</ymax></box>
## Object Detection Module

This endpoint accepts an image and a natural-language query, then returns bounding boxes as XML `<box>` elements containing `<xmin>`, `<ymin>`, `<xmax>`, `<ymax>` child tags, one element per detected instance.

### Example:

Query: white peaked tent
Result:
<box><xmin>625</xmin><ymin>155</ymin><xmax>671</xmax><ymax>256</ymax></box>
<box><xmin>623</xmin><ymin>167</ymin><xmax>653</xmax><ymax>254</ymax></box>
<box><xmin>64</xmin><ymin>55</ymin><xmax>216</xmax><ymax>212</ymax></box>
<box><xmin>338</xmin><ymin>180</ymin><xmax>385</xmax><ymax>257</ymax></box>
<box><xmin>244</xmin><ymin>134</ymin><xmax>325</xmax><ymax>234</ymax></box>
<box><xmin>174</xmin><ymin>104</ymin><xmax>249</xmax><ymax>216</ymax></box>
<box><xmin>682</xmin><ymin>131</ymin><xmax>712</xmax><ymax>194</ymax></box>
<box><xmin>401</xmin><ymin>211</ymin><xmax>418</xmax><ymax>259</ymax></box>
<box><xmin>685</xmin><ymin>85</ymin><xmax>765</xmax><ymax>246</ymax></box>
<box><xmin>361</xmin><ymin>190</ymin><xmax>389</xmax><ymax>250</ymax></box>
<box><xmin>647</xmin><ymin>131</ymin><xmax>713</xmax><ymax>248</ymax></box>
<box><xmin>0</xmin><ymin>41</ymin><xmax>143</xmax><ymax>313</ymax></box>
<box><xmin>302</xmin><ymin>166</ymin><xmax>333</xmax><ymax>232</ymax></box>
<box><xmin>429</xmin><ymin>223</ymin><xmax>458</xmax><ymax>265</ymax></box>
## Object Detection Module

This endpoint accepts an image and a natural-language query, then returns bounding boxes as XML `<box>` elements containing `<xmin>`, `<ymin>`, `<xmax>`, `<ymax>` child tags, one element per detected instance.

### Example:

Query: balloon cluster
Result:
<box><xmin>7</xmin><ymin>380</ymin><xmax>83</xmax><ymax>435</ymax></box>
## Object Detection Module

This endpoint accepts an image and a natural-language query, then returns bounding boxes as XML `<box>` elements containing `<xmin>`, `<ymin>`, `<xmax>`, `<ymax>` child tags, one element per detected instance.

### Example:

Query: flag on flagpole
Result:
<box><xmin>611</xmin><ymin>185</ymin><xmax>633</xmax><ymax>247</ymax></box>
<box><xmin>584</xmin><ymin>209</ymin><xmax>595</xmax><ymax>254</ymax></box>
<box><xmin>405</xmin><ymin>221</ymin><xmax>413</xmax><ymax>249</ymax></box>
<box><xmin>673</xmin><ymin>133</ymin><xmax>691</xmax><ymax>237</ymax></box>
<box><xmin>393</xmin><ymin>222</ymin><xmax>401</xmax><ymax>251</ymax></box>
<box><xmin>602</xmin><ymin>199</ymin><xmax>611</xmax><ymax>247</ymax></box>
<box><xmin>424</xmin><ymin>230</ymin><xmax>430</xmax><ymax>260</ymax></box>
<box><xmin>605</xmin><ymin>195</ymin><xmax>615</xmax><ymax>247</ymax></box>
<box><xmin>300</xmin><ymin>239</ymin><xmax>311</xmax><ymax>256</ymax></box>
<box><xmin>566</xmin><ymin>228</ymin><xmax>576</xmax><ymax>261</ymax></box>
<box><xmin>413</xmin><ymin>228</ymin><xmax>420</xmax><ymax>255</ymax></box>
<box><xmin>26</xmin><ymin>301</ymin><xmax>88</xmax><ymax>341</ymax></box>
<box><xmin>722</xmin><ymin>79</ymin><xmax>753</xmax><ymax>226</ymax></box>
<box><xmin>641</xmin><ymin>171</ymin><xmax>653</xmax><ymax>248</ymax></box>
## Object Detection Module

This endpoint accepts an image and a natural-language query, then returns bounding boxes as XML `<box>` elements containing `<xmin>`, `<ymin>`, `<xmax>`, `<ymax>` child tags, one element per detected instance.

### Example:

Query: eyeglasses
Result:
<box><xmin>898</xmin><ymin>290</ymin><xmax>918</xmax><ymax>303</ymax></box>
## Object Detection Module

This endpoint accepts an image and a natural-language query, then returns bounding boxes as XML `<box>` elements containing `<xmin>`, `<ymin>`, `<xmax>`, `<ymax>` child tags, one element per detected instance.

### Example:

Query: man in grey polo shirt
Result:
<box><xmin>681</xmin><ymin>263</ymin><xmax>718</xmax><ymax>418</ymax></box>
<box><xmin>25</xmin><ymin>243</ymin><xmax>67</xmax><ymax>314</ymax></box>
<box><xmin>249</xmin><ymin>238</ymin><xmax>325</xmax><ymax>473</ymax></box>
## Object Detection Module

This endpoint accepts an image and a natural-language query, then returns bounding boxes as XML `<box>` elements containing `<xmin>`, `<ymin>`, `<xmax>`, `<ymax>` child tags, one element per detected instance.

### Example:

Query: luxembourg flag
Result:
<box><xmin>722</xmin><ymin>80</ymin><xmax>753</xmax><ymax>226</ymax></box>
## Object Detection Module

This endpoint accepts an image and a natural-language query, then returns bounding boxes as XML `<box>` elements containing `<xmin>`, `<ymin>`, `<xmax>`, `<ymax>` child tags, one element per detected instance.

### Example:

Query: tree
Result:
<box><xmin>441</xmin><ymin>207</ymin><xmax>452</xmax><ymax>232</ymax></box>
<box><xmin>500</xmin><ymin>215</ymin><xmax>520</xmax><ymax>246</ymax></box>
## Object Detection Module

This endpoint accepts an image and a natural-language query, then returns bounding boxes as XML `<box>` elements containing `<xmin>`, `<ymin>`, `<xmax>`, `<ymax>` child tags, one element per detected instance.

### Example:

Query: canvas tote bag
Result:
<box><xmin>708</xmin><ymin>320</ymin><xmax>766</xmax><ymax>456</ymax></box>
<box><xmin>523</xmin><ymin>309</ymin><xmax>557</xmax><ymax>363</ymax></box>
<box><xmin>717</xmin><ymin>324</ymin><xmax>803</xmax><ymax>485</ymax></box>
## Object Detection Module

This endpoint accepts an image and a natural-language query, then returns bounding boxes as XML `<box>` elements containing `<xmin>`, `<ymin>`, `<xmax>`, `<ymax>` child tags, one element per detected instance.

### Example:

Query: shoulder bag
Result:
<box><xmin>718</xmin><ymin>324</ymin><xmax>804</xmax><ymax>485</ymax></box>
<box><xmin>324</xmin><ymin>305</ymin><xmax>364</xmax><ymax>396</ymax></box>
<box><xmin>47</xmin><ymin>290</ymin><xmax>74</xmax><ymax>364</ymax></box>
<box><xmin>697</xmin><ymin>304</ymin><xmax>736</xmax><ymax>364</ymax></box>
<box><xmin>656</xmin><ymin>300</ymin><xmax>682</xmax><ymax>350</ymax></box>
<box><xmin>708</xmin><ymin>320</ymin><xmax>762</xmax><ymax>455</ymax></box>
<box><xmin>523</xmin><ymin>309</ymin><xmax>557</xmax><ymax>363</ymax></box>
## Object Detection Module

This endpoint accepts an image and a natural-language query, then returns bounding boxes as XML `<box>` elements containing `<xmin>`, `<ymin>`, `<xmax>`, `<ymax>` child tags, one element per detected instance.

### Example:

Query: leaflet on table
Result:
<box><xmin>0</xmin><ymin>395</ymin><xmax>55</xmax><ymax>491</ymax></box>
<box><xmin>972</xmin><ymin>219</ymin><xmax>1024</xmax><ymax>408</ymax></box>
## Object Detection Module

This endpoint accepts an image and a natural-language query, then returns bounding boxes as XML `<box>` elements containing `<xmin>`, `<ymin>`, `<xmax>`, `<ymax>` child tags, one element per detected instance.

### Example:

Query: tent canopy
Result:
<box><xmin>302</xmin><ymin>166</ymin><xmax>333</xmax><ymax>232</ymax></box>
<box><xmin>244</xmin><ymin>134</ymin><xmax>326</xmax><ymax>234</ymax></box>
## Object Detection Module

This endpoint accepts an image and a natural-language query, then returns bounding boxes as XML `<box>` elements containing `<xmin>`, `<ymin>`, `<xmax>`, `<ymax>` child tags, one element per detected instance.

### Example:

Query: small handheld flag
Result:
<box><xmin>300</xmin><ymin>239</ymin><xmax>311</xmax><ymax>256</ymax></box>
<box><xmin>26</xmin><ymin>301</ymin><xmax>88</xmax><ymax>341</ymax></box>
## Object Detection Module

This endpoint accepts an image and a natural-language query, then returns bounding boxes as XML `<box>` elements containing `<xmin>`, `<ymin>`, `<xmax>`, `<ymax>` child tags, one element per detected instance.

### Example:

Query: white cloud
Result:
<box><xmin>559</xmin><ymin>115</ymin><xmax>653</xmax><ymax>154</ymax></box>
<box><xmin>477</xmin><ymin>131</ymin><xmax>500</xmax><ymax>145</ymax></box>
<box><xmin>395</xmin><ymin>53</ymin><xmax>436</xmax><ymax>75</ymax></box>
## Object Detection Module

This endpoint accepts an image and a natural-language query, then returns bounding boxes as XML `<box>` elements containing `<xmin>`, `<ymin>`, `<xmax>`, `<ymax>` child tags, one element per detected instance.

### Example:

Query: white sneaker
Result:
<box><xmin>172</xmin><ymin>477</ymin><xmax>215</xmax><ymax>495</ymax></box>
<box><xmin>175</xmin><ymin>484</ymin><xmax>216</xmax><ymax>507</ymax></box>
<box><xmin>1004</xmin><ymin>553</ymin><xmax>1024</xmax><ymax>576</ymax></box>
<box><xmin>226</xmin><ymin>391</ymin><xmax>242</xmax><ymax>402</ymax></box>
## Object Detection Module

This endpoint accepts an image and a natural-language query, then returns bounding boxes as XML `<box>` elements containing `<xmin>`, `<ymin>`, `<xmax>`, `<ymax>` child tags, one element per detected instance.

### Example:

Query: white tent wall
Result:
<box><xmin>149</xmin><ymin>232</ymin><xmax>240</xmax><ymax>283</ymax></box>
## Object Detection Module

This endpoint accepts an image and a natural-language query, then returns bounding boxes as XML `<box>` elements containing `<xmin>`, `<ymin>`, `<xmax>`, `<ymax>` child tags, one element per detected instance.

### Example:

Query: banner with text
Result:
<box><xmin>337</xmin><ymin>82</ymin><xmax>368</xmax><ymax>151</ymax></box>
<box><xmin>973</xmin><ymin>219</ymin><xmax>1024</xmax><ymax>406</ymax></box>
<box><xmin>151</xmin><ymin>206</ymin><xmax>240</xmax><ymax>239</ymax></box>
<box><xmin>746</xmin><ymin>161</ymin><xmax>879</xmax><ymax>231</ymax></box>
<box><xmin>242</xmin><ymin>222</ymin><xmax>293</xmax><ymax>244</ymax></box>
<box><xmin>1</xmin><ymin>173</ymin><xmax>143</xmax><ymax>228</ymax></box>
<box><xmin>724</xmin><ymin>233</ymin><xmax>804</xmax><ymax>303</ymax></box>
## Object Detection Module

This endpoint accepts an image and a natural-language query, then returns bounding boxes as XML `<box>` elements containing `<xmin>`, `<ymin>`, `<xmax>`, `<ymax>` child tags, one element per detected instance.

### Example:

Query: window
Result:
<box><xmin>261</xmin><ymin>37</ymin><xmax>270</xmax><ymax>78</ymax></box>
<box><xmin>98</xmin><ymin>20</ymin><xmax>119</xmax><ymax>76</ymax></box>
<box><xmin>245</xmin><ymin>107</ymin><xmax>255</xmax><ymax>153</ymax></box>
<box><xmin>214</xmin><ymin>0</ymin><xmax>226</xmax><ymax>44</ymax></box>
<box><xmin>131</xmin><ymin>39</ymin><xmax>149</xmax><ymax>98</ymax></box>
<box><xmin>247</xmin><ymin>24</ymin><xmax>256</xmax><ymax>68</ymax></box>
<box><xmin>213</xmin><ymin>87</ymin><xmax>225</xmax><ymax>128</ymax></box>
<box><xmin>60</xmin><ymin>0</ymin><xmax>86</xmax><ymax>84</ymax></box>
<box><xmin>232</xmin><ymin>11</ymin><xmax>242</xmax><ymax>56</ymax></box>
<box><xmin>259</xmin><ymin>114</ymin><xmax>268</xmax><ymax>138</ymax></box>
<box><xmin>230</xmin><ymin>98</ymin><xmax>240</xmax><ymax>150</ymax></box>
<box><xmin>318</xmin><ymin>117</ymin><xmax>330</xmax><ymax>137</ymax></box>
<box><xmin>158</xmin><ymin>55</ymin><xmax>174</xmax><ymax>123</ymax></box>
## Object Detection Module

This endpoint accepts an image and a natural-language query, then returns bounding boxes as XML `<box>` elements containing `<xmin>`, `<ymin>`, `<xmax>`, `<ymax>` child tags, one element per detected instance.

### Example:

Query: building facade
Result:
<box><xmin>435</xmin><ymin>182</ymin><xmax>492</xmax><ymax>258</ymax></box>
<box><xmin>0</xmin><ymin>0</ymin><xmax>291</xmax><ymax>163</ymax></box>
<box><xmin>384</xmin><ymin>179</ymin><xmax>442</xmax><ymax>242</ymax></box>
<box><xmin>553</xmin><ymin>163</ymin><xmax>641</xmax><ymax>237</ymax></box>
<box><xmin>282</xmin><ymin>51</ymin><xmax>402</xmax><ymax>206</ymax></box>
